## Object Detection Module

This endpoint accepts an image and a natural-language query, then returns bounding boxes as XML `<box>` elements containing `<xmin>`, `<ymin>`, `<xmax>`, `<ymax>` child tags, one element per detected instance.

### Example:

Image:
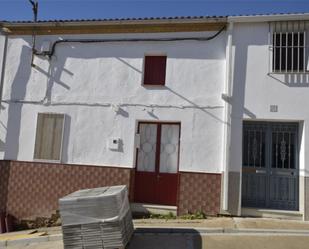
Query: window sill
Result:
<box><xmin>269</xmin><ymin>71</ymin><xmax>309</xmax><ymax>75</ymax></box>
<box><xmin>33</xmin><ymin>158</ymin><xmax>62</xmax><ymax>164</ymax></box>
<box><xmin>142</xmin><ymin>83</ymin><xmax>166</xmax><ymax>87</ymax></box>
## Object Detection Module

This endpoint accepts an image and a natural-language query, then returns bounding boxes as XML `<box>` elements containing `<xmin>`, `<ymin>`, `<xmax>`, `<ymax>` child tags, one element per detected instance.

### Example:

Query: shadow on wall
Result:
<box><xmin>222</xmin><ymin>94</ymin><xmax>256</xmax><ymax>119</ymax></box>
<box><xmin>33</xmin><ymin>57</ymin><xmax>71</xmax><ymax>104</ymax></box>
<box><xmin>166</xmin><ymin>86</ymin><xmax>226</xmax><ymax>124</ymax></box>
<box><xmin>268</xmin><ymin>73</ymin><xmax>309</xmax><ymax>87</ymax></box>
<box><xmin>0</xmin><ymin>139</ymin><xmax>5</xmax><ymax>152</ymax></box>
<box><xmin>3</xmin><ymin>36</ymin><xmax>227</xmax><ymax>161</ymax></box>
<box><xmin>35</xmin><ymin>38</ymin><xmax>227</xmax><ymax>125</ymax></box>
<box><xmin>33</xmin><ymin>37</ymin><xmax>224</xmax><ymax>103</ymax></box>
<box><xmin>223</xmin><ymin>32</ymin><xmax>251</xmax><ymax>215</ymax></box>
<box><xmin>61</xmin><ymin>115</ymin><xmax>71</xmax><ymax>163</ymax></box>
<box><xmin>4</xmin><ymin>45</ymin><xmax>32</xmax><ymax>160</ymax></box>
<box><xmin>51</xmin><ymin>39</ymin><xmax>225</xmax><ymax>60</ymax></box>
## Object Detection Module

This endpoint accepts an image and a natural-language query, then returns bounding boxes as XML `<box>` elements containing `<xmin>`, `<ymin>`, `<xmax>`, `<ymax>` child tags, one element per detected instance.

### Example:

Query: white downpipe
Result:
<box><xmin>0</xmin><ymin>31</ymin><xmax>8</xmax><ymax>114</ymax></box>
<box><xmin>222</xmin><ymin>22</ymin><xmax>233</xmax><ymax>211</ymax></box>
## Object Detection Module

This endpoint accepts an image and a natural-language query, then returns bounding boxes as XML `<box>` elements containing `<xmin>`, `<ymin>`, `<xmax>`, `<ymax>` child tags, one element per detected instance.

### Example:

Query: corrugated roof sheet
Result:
<box><xmin>1</xmin><ymin>12</ymin><xmax>308</xmax><ymax>24</ymax></box>
<box><xmin>233</xmin><ymin>12</ymin><xmax>308</xmax><ymax>16</ymax></box>
<box><xmin>1</xmin><ymin>15</ymin><xmax>226</xmax><ymax>24</ymax></box>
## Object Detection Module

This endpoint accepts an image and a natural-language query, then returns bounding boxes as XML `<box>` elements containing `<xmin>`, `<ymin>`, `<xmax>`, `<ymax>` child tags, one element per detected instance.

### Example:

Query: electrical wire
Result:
<box><xmin>2</xmin><ymin>99</ymin><xmax>224</xmax><ymax>110</ymax></box>
<box><xmin>35</xmin><ymin>25</ymin><xmax>226</xmax><ymax>59</ymax></box>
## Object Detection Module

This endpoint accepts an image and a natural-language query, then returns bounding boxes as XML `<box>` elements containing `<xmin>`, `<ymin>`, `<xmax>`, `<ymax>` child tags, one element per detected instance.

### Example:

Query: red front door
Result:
<box><xmin>134</xmin><ymin>122</ymin><xmax>180</xmax><ymax>206</ymax></box>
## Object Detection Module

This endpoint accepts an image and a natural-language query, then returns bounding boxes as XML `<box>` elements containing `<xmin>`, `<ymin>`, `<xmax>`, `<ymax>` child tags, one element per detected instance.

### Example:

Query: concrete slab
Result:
<box><xmin>6</xmin><ymin>236</ymin><xmax>48</xmax><ymax>247</ymax></box>
<box><xmin>2</xmin><ymin>217</ymin><xmax>309</xmax><ymax>248</ymax></box>
<box><xmin>201</xmin><ymin>235</ymin><xmax>309</xmax><ymax>249</ymax></box>
<box><xmin>234</xmin><ymin>217</ymin><xmax>309</xmax><ymax>230</ymax></box>
<box><xmin>47</xmin><ymin>235</ymin><xmax>62</xmax><ymax>242</ymax></box>
<box><xmin>3</xmin><ymin>240</ymin><xmax>63</xmax><ymax>249</ymax></box>
<box><xmin>133</xmin><ymin>217</ymin><xmax>235</xmax><ymax>229</ymax></box>
<box><xmin>2</xmin><ymin>234</ymin><xmax>309</xmax><ymax>249</ymax></box>
<box><xmin>0</xmin><ymin>240</ymin><xmax>6</xmax><ymax>248</ymax></box>
<box><xmin>131</xmin><ymin>203</ymin><xmax>177</xmax><ymax>216</ymax></box>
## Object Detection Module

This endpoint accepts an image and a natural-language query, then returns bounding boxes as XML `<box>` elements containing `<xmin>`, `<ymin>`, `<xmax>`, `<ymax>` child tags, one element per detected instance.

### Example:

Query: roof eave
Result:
<box><xmin>0</xmin><ymin>17</ymin><xmax>227</xmax><ymax>35</ymax></box>
<box><xmin>1</xmin><ymin>17</ymin><xmax>227</xmax><ymax>28</ymax></box>
<box><xmin>228</xmin><ymin>13</ymin><xmax>309</xmax><ymax>23</ymax></box>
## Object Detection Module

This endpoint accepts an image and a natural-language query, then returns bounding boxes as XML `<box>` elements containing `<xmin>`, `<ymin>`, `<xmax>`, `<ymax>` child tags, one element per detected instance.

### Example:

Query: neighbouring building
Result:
<box><xmin>0</xmin><ymin>13</ymin><xmax>308</xmax><ymax>222</ymax></box>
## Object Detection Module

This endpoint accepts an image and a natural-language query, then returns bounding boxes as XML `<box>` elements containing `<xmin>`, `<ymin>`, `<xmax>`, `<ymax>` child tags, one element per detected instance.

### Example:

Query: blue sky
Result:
<box><xmin>0</xmin><ymin>0</ymin><xmax>309</xmax><ymax>21</ymax></box>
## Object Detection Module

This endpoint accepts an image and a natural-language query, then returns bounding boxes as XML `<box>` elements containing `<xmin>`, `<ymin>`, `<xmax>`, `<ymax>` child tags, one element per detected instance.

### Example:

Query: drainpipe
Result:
<box><xmin>0</xmin><ymin>28</ymin><xmax>9</xmax><ymax>114</ymax></box>
<box><xmin>222</xmin><ymin>22</ymin><xmax>234</xmax><ymax>212</ymax></box>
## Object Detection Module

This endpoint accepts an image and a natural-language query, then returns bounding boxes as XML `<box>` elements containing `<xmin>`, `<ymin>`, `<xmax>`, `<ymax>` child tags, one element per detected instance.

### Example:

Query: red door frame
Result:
<box><xmin>134</xmin><ymin>121</ymin><xmax>181</xmax><ymax>206</ymax></box>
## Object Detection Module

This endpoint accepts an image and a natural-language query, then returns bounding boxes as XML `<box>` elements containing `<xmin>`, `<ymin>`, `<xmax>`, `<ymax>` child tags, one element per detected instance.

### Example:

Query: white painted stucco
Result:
<box><xmin>229</xmin><ymin>22</ymin><xmax>309</xmax><ymax>177</ymax></box>
<box><xmin>0</xmin><ymin>31</ymin><xmax>226</xmax><ymax>173</ymax></box>
<box><xmin>0</xmin><ymin>35</ymin><xmax>4</xmax><ymax>70</ymax></box>
<box><xmin>227</xmin><ymin>21</ymin><xmax>309</xmax><ymax>218</ymax></box>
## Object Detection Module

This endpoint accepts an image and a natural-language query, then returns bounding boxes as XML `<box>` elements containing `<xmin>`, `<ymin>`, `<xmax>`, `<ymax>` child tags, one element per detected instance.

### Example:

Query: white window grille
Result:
<box><xmin>271</xmin><ymin>21</ymin><xmax>308</xmax><ymax>73</ymax></box>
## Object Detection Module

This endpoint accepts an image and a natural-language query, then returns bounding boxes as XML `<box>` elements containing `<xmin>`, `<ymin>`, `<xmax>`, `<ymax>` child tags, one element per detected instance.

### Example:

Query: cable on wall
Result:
<box><xmin>1</xmin><ymin>99</ymin><xmax>224</xmax><ymax>110</ymax></box>
<box><xmin>34</xmin><ymin>25</ymin><xmax>226</xmax><ymax>59</ymax></box>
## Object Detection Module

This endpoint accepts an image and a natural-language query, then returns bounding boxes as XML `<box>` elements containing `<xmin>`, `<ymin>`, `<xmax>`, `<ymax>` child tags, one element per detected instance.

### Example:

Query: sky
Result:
<box><xmin>0</xmin><ymin>0</ymin><xmax>309</xmax><ymax>21</ymax></box>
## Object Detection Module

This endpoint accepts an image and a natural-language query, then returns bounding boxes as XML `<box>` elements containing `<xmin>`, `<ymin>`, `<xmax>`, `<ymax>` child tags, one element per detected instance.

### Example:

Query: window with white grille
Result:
<box><xmin>34</xmin><ymin>113</ymin><xmax>65</xmax><ymax>161</ymax></box>
<box><xmin>272</xmin><ymin>21</ymin><xmax>308</xmax><ymax>73</ymax></box>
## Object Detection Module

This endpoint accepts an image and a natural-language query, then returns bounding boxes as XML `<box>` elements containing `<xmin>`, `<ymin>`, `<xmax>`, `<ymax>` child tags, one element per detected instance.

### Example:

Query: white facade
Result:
<box><xmin>0</xmin><ymin>31</ymin><xmax>226</xmax><ymax>173</ymax></box>
<box><xmin>227</xmin><ymin>15</ymin><xmax>309</xmax><ymax>219</ymax></box>
<box><xmin>231</xmin><ymin>21</ymin><xmax>309</xmax><ymax>176</ymax></box>
<box><xmin>1</xmin><ymin>14</ymin><xmax>309</xmax><ymax>219</ymax></box>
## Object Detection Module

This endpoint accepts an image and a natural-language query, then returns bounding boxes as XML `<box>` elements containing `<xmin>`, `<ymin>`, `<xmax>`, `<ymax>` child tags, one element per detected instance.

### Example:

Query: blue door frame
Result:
<box><xmin>242</xmin><ymin>121</ymin><xmax>299</xmax><ymax>211</ymax></box>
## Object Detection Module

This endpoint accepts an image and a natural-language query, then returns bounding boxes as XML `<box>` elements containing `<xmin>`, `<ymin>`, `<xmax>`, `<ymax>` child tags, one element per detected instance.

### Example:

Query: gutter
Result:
<box><xmin>222</xmin><ymin>22</ymin><xmax>233</xmax><ymax>211</ymax></box>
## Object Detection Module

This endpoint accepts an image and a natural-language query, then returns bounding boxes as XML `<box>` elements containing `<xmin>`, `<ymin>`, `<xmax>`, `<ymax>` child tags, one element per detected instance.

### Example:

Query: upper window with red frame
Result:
<box><xmin>143</xmin><ymin>55</ymin><xmax>167</xmax><ymax>86</ymax></box>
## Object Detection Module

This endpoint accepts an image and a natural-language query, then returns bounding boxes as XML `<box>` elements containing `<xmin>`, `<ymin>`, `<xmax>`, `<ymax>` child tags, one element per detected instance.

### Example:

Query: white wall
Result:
<box><xmin>0</xmin><ymin>34</ymin><xmax>4</xmax><ymax>70</ymax></box>
<box><xmin>0</xmin><ymin>31</ymin><xmax>227</xmax><ymax>173</ymax></box>
<box><xmin>230</xmin><ymin>22</ymin><xmax>309</xmax><ymax>178</ymax></box>
<box><xmin>0</xmin><ymin>34</ymin><xmax>6</xmax><ymax>159</ymax></box>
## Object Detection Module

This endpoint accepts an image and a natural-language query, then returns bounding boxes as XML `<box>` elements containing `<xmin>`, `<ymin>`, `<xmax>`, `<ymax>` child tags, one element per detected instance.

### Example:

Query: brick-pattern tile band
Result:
<box><xmin>178</xmin><ymin>172</ymin><xmax>221</xmax><ymax>215</ymax></box>
<box><xmin>0</xmin><ymin>160</ymin><xmax>222</xmax><ymax>220</ymax></box>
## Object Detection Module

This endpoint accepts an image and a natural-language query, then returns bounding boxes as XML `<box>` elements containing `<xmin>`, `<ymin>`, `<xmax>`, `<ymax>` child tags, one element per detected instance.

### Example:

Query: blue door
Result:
<box><xmin>242</xmin><ymin>122</ymin><xmax>299</xmax><ymax>210</ymax></box>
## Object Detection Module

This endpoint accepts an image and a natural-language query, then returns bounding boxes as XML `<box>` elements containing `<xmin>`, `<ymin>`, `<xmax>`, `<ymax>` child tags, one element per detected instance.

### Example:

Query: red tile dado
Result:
<box><xmin>0</xmin><ymin>160</ymin><xmax>132</xmax><ymax>220</ymax></box>
<box><xmin>178</xmin><ymin>172</ymin><xmax>221</xmax><ymax>216</ymax></box>
<box><xmin>0</xmin><ymin>160</ymin><xmax>10</xmax><ymax>213</ymax></box>
<box><xmin>0</xmin><ymin>160</ymin><xmax>222</xmax><ymax>221</ymax></box>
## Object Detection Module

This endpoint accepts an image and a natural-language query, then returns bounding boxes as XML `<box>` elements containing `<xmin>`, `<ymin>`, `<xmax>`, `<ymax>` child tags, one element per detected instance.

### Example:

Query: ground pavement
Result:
<box><xmin>2</xmin><ymin>217</ymin><xmax>309</xmax><ymax>249</ymax></box>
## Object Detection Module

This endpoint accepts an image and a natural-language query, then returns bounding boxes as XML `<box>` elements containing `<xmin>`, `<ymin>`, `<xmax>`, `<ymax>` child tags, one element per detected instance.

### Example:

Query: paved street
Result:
<box><xmin>2</xmin><ymin>218</ymin><xmax>309</xmax><ymax>249</ymax></box>
<box><xmin>4</xmin><ymin>234</ymin><xmax>309</xmax><ymax>249</ymax></box>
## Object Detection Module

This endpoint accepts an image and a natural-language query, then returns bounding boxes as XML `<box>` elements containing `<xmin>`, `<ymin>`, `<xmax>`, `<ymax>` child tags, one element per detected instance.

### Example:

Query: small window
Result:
<box><xmin>34</xmin><ymin>113</ymin><xmax>65</xmax><ymax>161</ymax></box>
<box><xmin>273</xmin><ymin>32</ymin><xmax>305</xmax><ymax>72</ymax></box>
<box><xmin>271</xmin><ymin>21</ymin><xmax>308</xmax><ymax>73</ymax></box>
<box><xmin>143</xmin><ymin>55</ymin><xmax>167</xmax><ymax>85</ymax></box>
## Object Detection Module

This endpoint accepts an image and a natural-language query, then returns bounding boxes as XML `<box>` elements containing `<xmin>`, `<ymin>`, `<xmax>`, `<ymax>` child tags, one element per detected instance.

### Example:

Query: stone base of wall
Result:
<box><xmin>227</xmin><ymin>171</ymin><xmax>241</xmax><ymax>216</ymax></box>
<box><xmin>178</xmin><ymin>172</ymin><xmax>221</xmax><ymax>215</ymax></box>
<box><xmin>0</xmin><ymin>161</ymin><xmax>10</xmax><ymax>213</ymax></box>
<box><xmin>0</xmin><ymin>160</ymin><xmax>222</xmax><ymax>221</ymax></box>
<box><xmin>304</xmin><ymin>176</ymin><xmax>309</xmax><ymax>221</ymax></box>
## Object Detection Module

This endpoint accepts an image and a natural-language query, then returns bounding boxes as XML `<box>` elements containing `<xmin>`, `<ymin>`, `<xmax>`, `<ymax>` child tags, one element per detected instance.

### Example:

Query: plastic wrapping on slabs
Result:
<box><xmin>59</xmin><ymin>185</ymin><xmax>134</xmax><ymax>249</ymax></box>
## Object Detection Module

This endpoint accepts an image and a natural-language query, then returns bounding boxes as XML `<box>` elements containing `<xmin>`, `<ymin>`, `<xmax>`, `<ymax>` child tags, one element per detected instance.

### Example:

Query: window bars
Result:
<box><xmin>271</xmin><ymin>21</ymin><xmax>308</xmax><ymax>73</ymax></box>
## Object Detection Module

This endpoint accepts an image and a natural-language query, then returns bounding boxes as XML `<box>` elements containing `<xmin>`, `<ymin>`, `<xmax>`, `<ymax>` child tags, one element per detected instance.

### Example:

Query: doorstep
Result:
<box><xmin>131</xmin><ymin>203</ymin><xmax>177</xmax><ymax>216</ymax></box>
<box><xmin>241</xmin><ymin>207</ymin><xmax>303</xmax><ymax>220</ymax></box>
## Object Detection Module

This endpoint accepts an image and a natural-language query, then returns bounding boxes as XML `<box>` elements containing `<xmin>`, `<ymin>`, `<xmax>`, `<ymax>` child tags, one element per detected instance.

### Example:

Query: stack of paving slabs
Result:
<box><xmin>59</xmin><ymin>185</ymin><xmax>134</xmax><ymax>249</ymax></box>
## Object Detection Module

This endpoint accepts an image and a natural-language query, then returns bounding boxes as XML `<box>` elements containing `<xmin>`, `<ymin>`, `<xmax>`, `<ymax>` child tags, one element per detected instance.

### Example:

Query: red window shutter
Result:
<box><xmin>143</xmin><ymin>56</ymin><xmax>167</xmax><ymax>85</ymax></box>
